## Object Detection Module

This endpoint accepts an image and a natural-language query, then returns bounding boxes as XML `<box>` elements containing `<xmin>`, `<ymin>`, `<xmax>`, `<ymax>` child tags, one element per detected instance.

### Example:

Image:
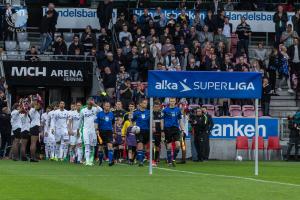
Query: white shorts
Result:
<box><xmin>55</xmin><ymin>128</ymin><xmax>69</xmax><ymax>143</ymax></box>
<box><xmin>70</xmin><ymin>130</ymin><xmax>82</xmax><ymax>145</ymax></box>
<box><xmin>82</xmin><ymin>129</ymin><xmax>97</xmax><ymax>146</ymax></box>
<box><xmin>47</xmin><ymin>133</ymin><xmax>55</xmax><ymax>144</ymax></box>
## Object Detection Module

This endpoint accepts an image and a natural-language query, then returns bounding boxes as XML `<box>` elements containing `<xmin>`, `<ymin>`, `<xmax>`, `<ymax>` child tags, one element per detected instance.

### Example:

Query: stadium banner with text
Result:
<box><xmin>3</xmin><ymin>60</ymin><xmax>93</xmax><ymax>87</ymax></box>
<box><xmin>42</xmin><ymin>7</ymin><xmax>117</xmax><ymax>29</ymax></box>
<box><xmin>0</xmin><ymin>6</ymin><xmax>28</xmax><ymax>32</ymax></box>
<box><xmin>148</xmin><ymin>71</ymin><xmax>262</xmax><ymax>99</ymax></box>
<box><xmin>210</xmin><ymin>117</ymin><xmax>279</xmax><ymax>139</ymax></box>
<box><xmin>133</xmin><ymin>9</ymin><xmax>294</xmax><ymax>33</ymax></box>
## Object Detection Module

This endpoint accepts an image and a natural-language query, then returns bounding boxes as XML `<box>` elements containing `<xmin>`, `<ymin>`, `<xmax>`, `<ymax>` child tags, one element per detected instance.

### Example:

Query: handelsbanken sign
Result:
<box><xmin>3</xmin><ymin>61</ymin><xmax>93</xmax><ymax>87</ymax></box>
<box><xmin>148</xmin><ymin>71</ymin><xmax>262</xmax><ymax>99</ymax></box>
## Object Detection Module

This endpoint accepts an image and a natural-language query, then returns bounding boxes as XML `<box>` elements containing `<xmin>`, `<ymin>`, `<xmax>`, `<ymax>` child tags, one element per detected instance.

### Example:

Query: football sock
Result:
<box><xmin>167</xmin><ymin>150</ymin><xmax>172</xmax><ymax>163</ymax></box>
<box><xmin>98</xmin><ymin>150</ymin><xmax>104</xmax><ymax>163</ymax></box>
<box><xmin>174</xmin><ymin>148</ymin><xmax>180</xmax><ymax>161</ymax></box>
<box><xmin>85</xmin><ymin>144</ymin><xmax>90</xmax><ymax>163</ymax></box>
<box><xmin>108</xmin><ymin>149</ymin><xmax>114</xmax><ymax>163</ymax></box>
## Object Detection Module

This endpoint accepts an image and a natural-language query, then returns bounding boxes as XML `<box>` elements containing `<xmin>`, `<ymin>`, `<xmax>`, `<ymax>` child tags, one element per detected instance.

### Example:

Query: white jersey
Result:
<box><xmin>20</xmin><ymin>113</ymin><xmax>31</xmax><ymax>132</ymax></box>
<box><xmin>69</xmin><ymin>110</ymin><xmax>81</xmax><ymax>131</ymax></box>
<box><xmin>41</xmin><ymin>112</ymin><xmax>49</xmax><ymax>133</ymax></box>
<box><xmin>80</xmin><ymin>106</ymin><xmax>102</xmax><ymax>130</ymax></box>
<box><xmin>51</xmin><ymin>109</ymin><xmax>69</xmax><ymax>130</ymax></box>
<box><xmin>29</xmin><ymin>108</ymin><xmax>41</xmax><ymax>128</ymax></box>
<box><xmin>11</xmin><ymin>109</ymin><xmax>21</xmax><ymax>131</ymax></box>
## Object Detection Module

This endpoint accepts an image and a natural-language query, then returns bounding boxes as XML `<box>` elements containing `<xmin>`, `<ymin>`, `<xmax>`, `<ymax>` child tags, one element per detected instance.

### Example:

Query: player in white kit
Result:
<box><xmin>41</xmin><ymin>107</ymin><xmax>51</xmax><ymax>160</ymax></box>
<box><xmin>20</xmin><ymin>108</ymin><xmax>31</xmax><ymax>161</ymax></box>
<box><xmin>78</xmin><ymin>98</ymin><xmax>102</xmax><ymax>166</ymax></box>
<box><xmin>51</xmin><ymin>101</ymin><xmax>69</xmax><ymax>161</ymax></box>
<box><xmin>28</xmin><ymin>101</ymin><xmax>42</xmax><ymax>162</ymax></box>
<box><xmin>47</xmin><ymin>104</ymin><xmax>58</xmax><ymax>160</ymax></box>
<box><xmin>68</xmin><ymin>102</ymin><xmax>82</xmax><ymax>163</ymax></box>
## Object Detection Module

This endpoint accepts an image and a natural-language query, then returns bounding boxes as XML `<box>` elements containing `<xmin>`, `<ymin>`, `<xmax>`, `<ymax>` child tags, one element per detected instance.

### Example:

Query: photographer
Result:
<box><xmin>286</xmin><ymin>114</ymin><xmax>300</xmax><ymax>161</ymax></box>
<box><xmin>190</xmin><ymin>108</ymin><xmax>209</xmax><ymax>162</ymax></box>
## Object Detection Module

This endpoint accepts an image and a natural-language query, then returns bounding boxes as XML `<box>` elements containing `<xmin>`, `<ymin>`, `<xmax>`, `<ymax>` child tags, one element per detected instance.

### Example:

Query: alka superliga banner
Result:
<box><xmin>148</xmin><ymin>71</ymin><xmax>262</xmax><ymax>99</ymax></box>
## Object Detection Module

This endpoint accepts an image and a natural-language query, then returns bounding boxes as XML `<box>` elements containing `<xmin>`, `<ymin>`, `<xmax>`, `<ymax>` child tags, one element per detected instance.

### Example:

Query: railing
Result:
<box><xmin>1</xmin><ymin>0</ymin><xmax>25</xmax><ymax>6</ymax></box>
<box><xmin>280</xmin><ymin>118</ymin><xmax>289</xmax><ymax>140</ymax></box>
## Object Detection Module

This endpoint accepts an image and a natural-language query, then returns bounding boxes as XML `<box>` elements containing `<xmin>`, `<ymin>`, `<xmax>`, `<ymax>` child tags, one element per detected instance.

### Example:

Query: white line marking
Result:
<box><xmin>156</xmin><ymin>167</ymin><xmax>300</xmax><ymax>187</ymax></box>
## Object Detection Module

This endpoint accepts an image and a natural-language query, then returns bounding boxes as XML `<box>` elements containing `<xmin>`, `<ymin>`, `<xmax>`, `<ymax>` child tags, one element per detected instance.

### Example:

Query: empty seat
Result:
<box><xmin>6</xmin><ymin>51</ymin><xmax>20</xmax><ymax>60</ymax></box>
<box><xmin>202</xmin><ymin>104</ymin><xmax>215</xmax><ymax>116</ymax></box>
<box><xmin>5</xmin><ymin>41</ymin><xmax>17</xmax><ymax>51</ymax></box>
<box><xmin>17</xmin><ymin>32</ymin><xmax>28</xmax><ymax>42</ymax></box>
<box><xmin>267</xmin><ymin>136</ymin><xmax>283</xmax><ymax>160</ymax></box>
<box><xmin>63</xmin><ymin>32</ymin><xmax>74</xmax><ymax>42</ymax></box>
<box><xmin>250</xmin><ymin>136</ymin><xmax>265</xmax><ymax>160</ymax></box>
<box><xmin>188</xmin><ymin>104</ymin><xmax>200</xmax><ymax>111</ymax></box>
<box><xmin>242</xmin><ymin>105</ymin><xmax>255</xmax><ymax>117</ymax></box>
<box><xmin>229</xmin><ymin>105</ymin><xmax>242</xmax><ymax>117</ymax></box>
<box><xmin>19</xmin><ymin>41</ymin><xmax>30</xmax><ymax>51</ymax></box>
<box><xmin>236</xmin><ymin>136</ymin><xmax>250</xmax><ymax>160</ymax></box>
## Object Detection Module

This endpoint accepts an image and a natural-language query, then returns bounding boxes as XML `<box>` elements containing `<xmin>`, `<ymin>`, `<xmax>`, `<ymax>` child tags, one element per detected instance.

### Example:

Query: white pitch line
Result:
<box><xmin>156</xmin><ymin>167</ymin><xmax>300</xmax><ymax>188</ymax></box>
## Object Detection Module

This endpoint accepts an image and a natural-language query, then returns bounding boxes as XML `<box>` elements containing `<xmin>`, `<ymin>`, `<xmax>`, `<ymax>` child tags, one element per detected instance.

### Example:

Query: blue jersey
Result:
<box><xmin>95</xmin><ymin>111</ymin><xmax>115</xmax><ymax>131</ymax></box>
<box><xmin>163</xmin><ymin>107</ymin><xmax>182</xmax><ymax>128</ymax></box>
<box><xmin>132</xmin><ymin>109</ymin><xmax>150</xmax><ymax>130</ymax></box>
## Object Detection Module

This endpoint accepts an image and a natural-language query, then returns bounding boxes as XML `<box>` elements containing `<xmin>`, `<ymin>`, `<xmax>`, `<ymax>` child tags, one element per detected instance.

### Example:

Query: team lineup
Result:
<box><xmin>9</xmin><ymin>97</ymin><xmax>213</xmax><ymax>167</ymax></box>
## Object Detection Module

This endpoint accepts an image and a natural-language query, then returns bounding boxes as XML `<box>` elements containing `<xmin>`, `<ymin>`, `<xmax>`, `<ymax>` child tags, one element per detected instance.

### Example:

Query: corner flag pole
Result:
<box><xmin>149</xmin><ymin>97</ymin><xmax>154</xmax><ymax>175</ymax></box>
<box><xmin>255</xmin><ymin>99</ymin><xmax>259</xmax><ymax>176</ymax></box>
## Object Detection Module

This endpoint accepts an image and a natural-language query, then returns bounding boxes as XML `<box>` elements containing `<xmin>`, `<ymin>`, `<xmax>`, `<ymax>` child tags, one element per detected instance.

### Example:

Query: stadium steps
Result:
<box><xmin>270</xmin><ymin>88</ymin><xmax>298</xmax><ymax>118</ymax></box>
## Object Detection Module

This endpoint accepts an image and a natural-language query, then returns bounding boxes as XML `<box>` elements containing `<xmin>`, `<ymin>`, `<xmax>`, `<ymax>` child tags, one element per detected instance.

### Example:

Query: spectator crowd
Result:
<box><xmin>1</xmin><ymin>1</ymin><xmax>300</xmax><ymax>117</ymax></box>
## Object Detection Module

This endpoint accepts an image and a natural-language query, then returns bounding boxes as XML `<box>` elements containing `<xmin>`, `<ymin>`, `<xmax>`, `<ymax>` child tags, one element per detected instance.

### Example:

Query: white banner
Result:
<box><xmin>43</xmin><ymin>7</ymin><xmax>117</xmax><ymax>29</ymax></box>
<box><xmin>133</xmin><ymin>9</ymin><xmax>294</xmax><ymax>33</ymax></box>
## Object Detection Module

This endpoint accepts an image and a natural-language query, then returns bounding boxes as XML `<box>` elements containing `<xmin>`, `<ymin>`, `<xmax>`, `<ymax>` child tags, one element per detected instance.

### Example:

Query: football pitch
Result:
<box><xmin>1</xmin><ymin>160</ymin><xmax>300</xmax><ymax>200</ymax></box>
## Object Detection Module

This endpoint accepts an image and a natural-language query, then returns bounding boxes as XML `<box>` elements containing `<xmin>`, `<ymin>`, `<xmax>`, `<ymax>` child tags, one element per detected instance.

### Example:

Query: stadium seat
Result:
<box><xmin>63</xmin><ymin>32</ymin><xmax>74</xmax><ymax>42</ymax></box>
<box><xmin>242</xmin><ymin>105</ymin><xmax>255</xmax><ymax>117</ymax></box>
<box><xmin>202</xmin><ymin>104</ymin><xmax>215</xmax><ymax>116</ymax></box>
<box><xmin>267</xmin><ymin>136</ymin><xmax>283</xmax><ymax>160</ymax></box>
<box><xmin>5</xmin><ymin>41</ymin><xmax>17</xmax><ymax>51</ymax></box>
<box><xmin>229</xmin><ymin>105</ymin><xmax>242</xmax><ymax>117</ymax></box>
<box><xmin>236</xmin><ymin>136</ymin><xmax>250</xmax><ymax>160</ymax></box>
<box><xmin>6</xmin><ymin>51</ymin><xmax>20</xmax><ymax>60</ymax></box>
<box><xmin>17</xmin><ymin>32</ymin><xmax>28</xmax><ymax>42</ymax></box>
<box><xmin>250</xmin><ymin>136</ymin><xmax>265</xmax><ymax>160</ymax></box>
<box><xmin>19</xmin><ymin>41</ymin><xmax>30</xmax><ymax>51</ymax></box>
<box><xmin>66</xmin><ymin>42</ymin><xmax>72</xmax><ymax>49</ymax></box>
<box><xmin>189</xmin><ymin>104</ymin><xmax>200</xmax><ymax>111</ymax></box>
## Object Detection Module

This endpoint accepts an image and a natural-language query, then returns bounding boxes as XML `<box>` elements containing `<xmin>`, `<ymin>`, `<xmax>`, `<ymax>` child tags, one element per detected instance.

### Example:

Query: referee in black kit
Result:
<box><xmin>202</xmin><ymin>107</ymin><xmax>214</xmax><ymax>160</ymax></box>
<box><xmin>190</xmin><ymin>108</ymin><xmax>209</xmax><ymax>162</ymax></box>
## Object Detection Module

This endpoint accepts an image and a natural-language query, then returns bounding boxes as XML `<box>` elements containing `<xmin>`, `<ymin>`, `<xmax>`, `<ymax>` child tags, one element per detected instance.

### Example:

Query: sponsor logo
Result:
<box><xmin>11</xmin><ymin>67</ymin><xmax>83</xmax><ymax>82</ymax></box>
<box><xmin>211</xmin><ymin>120</ymin><xmax>267</xmax><ymax>138</ymax></box>
<box><xmin>155</xmin><ymin>79</ymin><xmax>255</xmax><ymax>92</ymax></box>
<box><xmin>155</xmin><ymin>79</ymin><xmax>191</xmax><ymax>92</ymax></box>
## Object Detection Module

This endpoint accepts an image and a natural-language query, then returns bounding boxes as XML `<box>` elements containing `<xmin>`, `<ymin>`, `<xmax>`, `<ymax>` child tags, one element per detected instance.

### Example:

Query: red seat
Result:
<box><xmin>267</xmin><ymin>137</ymin><xmax>283</xmax><ymax>160</ymax></box>
<box><xmin>236</xmin><ymin>136</ymin><xmax>250</xmax><ymax>160</ymax></box>
<box><xmin>251</xmin><ymin>136</ymin><xmax>265</xmax><ymax>160</ymax></box>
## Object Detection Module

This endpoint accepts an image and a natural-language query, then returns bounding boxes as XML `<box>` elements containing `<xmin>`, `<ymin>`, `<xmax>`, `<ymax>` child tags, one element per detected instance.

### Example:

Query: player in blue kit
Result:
<box><xmin>132</xmin><ymin>99</ymin><xmax>150</xmax><ymax>166</ymax></box>
<box><xmin>163</xmin><ymin>98</ymin><xmax>185</xmax><ymax>167</ymax></box>
<box><xmin>95</xmin><ymin>102</ymin><xmax>115</xmax><ymax>166</ymax></box>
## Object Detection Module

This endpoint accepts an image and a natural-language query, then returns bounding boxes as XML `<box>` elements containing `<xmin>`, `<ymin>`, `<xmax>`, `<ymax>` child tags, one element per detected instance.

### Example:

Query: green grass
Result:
<box><xmin>1</xmin><ymin>160</ymin><xmax>300</xmax><ymax>200</ymax></box>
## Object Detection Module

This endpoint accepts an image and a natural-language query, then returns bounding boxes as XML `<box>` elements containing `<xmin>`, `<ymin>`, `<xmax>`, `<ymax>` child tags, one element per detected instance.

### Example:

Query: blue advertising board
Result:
<box><xmin>210</xmin><ymin>117</ymin><xmax>279</xmax><ymax>139</ymax></box>
<box><xmin>148</xmin><ymin>71</ymin><xmax>262</xmax><ymax>99</ymax></box>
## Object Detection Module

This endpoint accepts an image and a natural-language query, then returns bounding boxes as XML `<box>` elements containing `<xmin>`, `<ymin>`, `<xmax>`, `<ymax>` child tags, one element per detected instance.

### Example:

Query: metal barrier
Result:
<box><xmin>280</xmin><ymin>118</ymin><xmax>289</xmax><ymax>140</ymax></box>
<box><xmin>2</xmin><ymin>53</ymin><xmax>98</xmax><ymax>62</ymax></box>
